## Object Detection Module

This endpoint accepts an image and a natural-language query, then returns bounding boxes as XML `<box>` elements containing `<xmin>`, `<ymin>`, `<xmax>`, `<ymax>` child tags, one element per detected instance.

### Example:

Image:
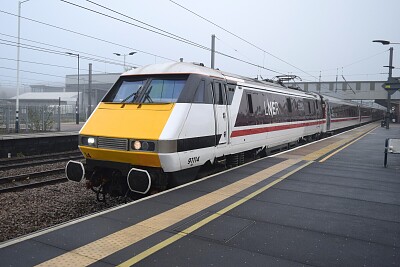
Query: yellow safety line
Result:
<box><xmin>319</xmin><ymin>126</ymin><xmax>378</xmax><ymax>163</ymax></box>
<box><xmin>118</xmin><ymin>161</ymin><xmax>314</xmax><ymax>266</ymax></box>
<box><xmin>36</xmin><ymin>159</ymin><xmax>300</xmax><ymax>267</ymax></box>
<box><xmin>302</xmin><ymin>124</ymin><xmax>377</xmax><ymax>162</ymax></box>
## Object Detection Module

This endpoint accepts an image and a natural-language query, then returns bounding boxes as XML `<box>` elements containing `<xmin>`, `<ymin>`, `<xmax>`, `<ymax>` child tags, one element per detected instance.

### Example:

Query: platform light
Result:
<box><xmin>372</xmin><ymin>39</ymin><xmax>400</xmax><ymax>129</ymax></box>
<box><xmin>113</xmin><ymin>51</ymin><xmax>137</xmax><ymax>71</ymax></box>
<box><xmin>16</xmin><ymin>0</ymin><xmax>35</xmax><ymax>133</ymax></box>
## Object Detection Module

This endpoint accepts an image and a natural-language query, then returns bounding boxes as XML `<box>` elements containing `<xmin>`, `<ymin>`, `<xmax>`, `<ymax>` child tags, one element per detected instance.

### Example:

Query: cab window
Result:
<box><xmin>143</xmin><ymin>79</ymin><xmax>186</xmax><ymax>103</ymax></box>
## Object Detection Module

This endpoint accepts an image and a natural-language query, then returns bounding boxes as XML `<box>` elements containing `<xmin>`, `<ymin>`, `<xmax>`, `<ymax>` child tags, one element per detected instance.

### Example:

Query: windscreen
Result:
<box><xmin>109</xmin><ymin>80</ymin><xmax>145</xmax><ymax>103</ymax></box>
<box><xmin>103</xmin><ymin>75</ymin><xmax>187</xmax><ymax>104</ymax></box>
<box><xmin>143</xmin><ymin>79</ymin><xmax>186</xmax><ymax>103</ymax></box>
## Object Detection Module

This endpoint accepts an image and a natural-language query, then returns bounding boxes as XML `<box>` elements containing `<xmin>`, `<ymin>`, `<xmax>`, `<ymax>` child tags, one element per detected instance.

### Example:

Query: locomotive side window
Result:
<box><xmin>218</xmin><ymin>84</ymin><xmax>224</xmax><ymax>105</ymax></box>
<box><xmin>206</xmin><ymin>82</ymin><xmax>214</xmax><ymax>104</ymax></box>
<box><xmin>213</xmin><ymin>82</ymin><xmax>226</xmax><ymax>105</ymax></box>
<box><xmin>193</xmin><ymin>80</ymin><xmax>205</xmax><ymax>103</ymax></box>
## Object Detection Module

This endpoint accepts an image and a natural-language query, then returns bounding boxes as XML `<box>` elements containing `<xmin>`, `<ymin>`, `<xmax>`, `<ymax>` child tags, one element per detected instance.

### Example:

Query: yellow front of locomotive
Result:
<box><xmin>79</xmin><ymin>102</ymin><xmax>173</xmax><ymax>168</ymax></box>
<box><xmin>66</xmin><ymin>70</ymin><xmax>189</xmax><ymax>198</ymax></box>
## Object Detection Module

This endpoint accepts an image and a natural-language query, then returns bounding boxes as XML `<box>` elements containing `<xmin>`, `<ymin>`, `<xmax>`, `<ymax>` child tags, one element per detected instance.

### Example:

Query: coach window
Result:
<box><xmin>287</xmin><ymin>98</ymin><xmax>292</xmax><ymax>113</ymax></box>
<box><xmin>247</xmin><ymin>93</ymin><xmax>254</xmax><ymax>114</ymax></box>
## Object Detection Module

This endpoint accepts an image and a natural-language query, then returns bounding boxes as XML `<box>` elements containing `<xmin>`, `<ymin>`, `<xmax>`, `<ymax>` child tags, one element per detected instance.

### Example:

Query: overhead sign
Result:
<box><xmin>382</xmin><ymin>77</ymin><xmax>400</xmax><ymax>95</ymax></box>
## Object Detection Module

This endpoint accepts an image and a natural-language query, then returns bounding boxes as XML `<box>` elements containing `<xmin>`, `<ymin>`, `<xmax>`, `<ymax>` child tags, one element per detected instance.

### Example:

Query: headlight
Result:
<box><xmin>130</xmin><ymin>140</ymin><xmax>155</xmax><ymax>151</ymax></box>
<box><xmin>80</xmin><ymin>136</ymin><xmax>97</xmax><ymax>147</ymax></box>
<box><xmin>88</xmin><ymin>137</ymin><xmax>96</xmax><ymax>145</ymax></box>
<box><xmin>133</xmin><ymin>140</ymin><xmax>141</xmax><ymax>150</ymax></box>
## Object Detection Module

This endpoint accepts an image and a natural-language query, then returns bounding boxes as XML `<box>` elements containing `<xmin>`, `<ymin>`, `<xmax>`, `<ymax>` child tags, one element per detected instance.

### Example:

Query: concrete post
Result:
<box><xmin>386</xmin><ymin>47</ymin><xmax>393</xmax><ymax>129</ymax></box>
<box><xmin>88</xmin><ymin>63</ymin><xmax>92</xmax><ymax>116</ymax></box>
<box><xmin>57</xmin><ymin>97</ymin><xmax>61</xmax><ymax>131</ymax></box>
<box><xmin>211</xmin><ymin>34</ymin><xmax>215</xmax><ymax>69</ymax></box>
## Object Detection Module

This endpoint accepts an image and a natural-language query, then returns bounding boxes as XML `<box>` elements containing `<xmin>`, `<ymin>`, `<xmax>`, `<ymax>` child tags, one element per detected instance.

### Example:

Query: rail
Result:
<box><xmin>0</xmin><ymin>168</ymin><xmax>66</xmax><ymax>193</ymax></box>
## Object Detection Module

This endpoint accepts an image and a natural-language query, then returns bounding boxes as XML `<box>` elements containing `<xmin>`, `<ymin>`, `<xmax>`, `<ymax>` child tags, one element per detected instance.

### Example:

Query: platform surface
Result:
<box><xmin>1</xmin><ymin>123</ymin><xmax>399</xmax><ymax>266</ymax></box>
<box><xmin>0</xmin><ymin>122</ymin><xmax>82</xmax><ymax>140</ymax></box>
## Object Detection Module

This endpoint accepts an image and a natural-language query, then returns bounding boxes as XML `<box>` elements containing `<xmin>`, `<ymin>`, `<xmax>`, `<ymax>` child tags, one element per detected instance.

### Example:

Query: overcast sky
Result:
<box><xmin>0</xmin><ymin>0</ymin><xmax>399</xmax><ymax>94</ymax></box>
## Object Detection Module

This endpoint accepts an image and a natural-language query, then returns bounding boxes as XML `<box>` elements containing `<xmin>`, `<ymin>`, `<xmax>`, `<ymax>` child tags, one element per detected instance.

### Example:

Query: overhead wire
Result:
<box><xmin>342</xmin><ymin>49</ymin><xmax>389</xmax><ymax>68</ymax></box>
<box><xmin>0</xmin><ymin>66</ymin><xmax>72</xmax><ymax>79</ymax></box>
<box><xmin>214</xmin><ymin>36</ymin><xmax>255</xmax><ymax>66</ymax></box>
<box><xmin>86</xmin><ymin>0</ymin><xmax>279</xmax><ymax>76</ymax></box>
<box><xmin>169</xmin><ymin>0</ymin><xmax>395</xmax><ymax>85</ymax></box>
<box><xmin>168</xmin><ymin>0</ymin><xmax>317</xmax><ymax>79</ymax></box>
<box><xmin>0</xmin><ymin>74</ymin><xmax>65</xmax><ymax>85</ymax></box>
<box><xmin>0</xmin><ymin>9</ymin><xmax>175</xmax><ymax>61</ymax></box>
<box><xmin>0</xmin><ymin>79</ymin><xmax>33</xmax><ymax>87</ymax></box>
<box><xmin>85</xmin><ymin>0</ymin><xmax>209</xmax><ymax>51</ymax></box>
<box><xmin>0</xmin><ymin>38</ymin><xmax>132</xmax><ymax>68</ymax></box>
<box><xmin>58</xmin><ymin>1</ymin><xmax>283</xmax><ymax>74</ymax></box>
<box><xmin>0</xmin><ymin>56</ymin><xmax>106</xmax><ymax>74</ymax></box>
<box><xmin>0</xmin><ymin>32</ymin><xmax>135</xmax><ymax>70</ymax></box>
<box><xmin>300</xmin><ymin>73</ymin><xmax>387</xmax><ymax>78</ymax></box>
<box><xmin>0</xmin><ymin>66</ymin><xmax>110</xmax><ymax>84</ymax></box>
<box><xmin>59</xmin><ymin>0</ymin><xmax>210</xmax><ymax>51</ymax></box>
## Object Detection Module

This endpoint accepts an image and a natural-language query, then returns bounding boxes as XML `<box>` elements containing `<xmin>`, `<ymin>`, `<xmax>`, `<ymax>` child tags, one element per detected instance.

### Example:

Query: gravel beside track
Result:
<box><xmin>0</xmin><ymin>161</ymin><xmax>67</xmax><ymax>178</ymax></box>
<box><xmin>0</xmin><ymin>182</ymin><xmax>127</xmax><ymax>243</ymax></box>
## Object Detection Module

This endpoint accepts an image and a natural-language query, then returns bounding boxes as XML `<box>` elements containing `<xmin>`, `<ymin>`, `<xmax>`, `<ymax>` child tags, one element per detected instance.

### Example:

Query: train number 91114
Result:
<box><xmin>188</xmin><ymin>156</ymin><xmax>200</xmax><ymax>165</ymax></box>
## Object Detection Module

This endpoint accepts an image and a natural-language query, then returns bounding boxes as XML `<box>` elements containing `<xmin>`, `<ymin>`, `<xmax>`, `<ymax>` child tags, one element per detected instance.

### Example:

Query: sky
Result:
<box><xmin>0</xmin><ymin>0</ymin><xmax>399</xmax><ymax>96</ymax></box>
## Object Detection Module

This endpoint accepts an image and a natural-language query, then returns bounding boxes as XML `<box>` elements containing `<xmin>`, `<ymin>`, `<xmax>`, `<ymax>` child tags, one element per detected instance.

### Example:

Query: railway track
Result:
<box><xmin>0</xmin><ymin>168</ymin><xmax>67</xmax><ymax>193</ymax></box>
<box><xmin>0</xmin><ymin>151</ymin><xmax>83</xmax><ymax>171</ymax></box>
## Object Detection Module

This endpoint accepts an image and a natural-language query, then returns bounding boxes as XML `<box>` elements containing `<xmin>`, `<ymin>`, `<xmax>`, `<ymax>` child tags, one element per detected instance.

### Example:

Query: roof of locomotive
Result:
<box><xmin>123</xmin><ymin>62</ymin><xmax>319</xmax><ymax>99</ymax></box>
<box><xmin>123</xmin><ymin>62</ymin><xmax>225</xmax><ymax>78</ymax></box>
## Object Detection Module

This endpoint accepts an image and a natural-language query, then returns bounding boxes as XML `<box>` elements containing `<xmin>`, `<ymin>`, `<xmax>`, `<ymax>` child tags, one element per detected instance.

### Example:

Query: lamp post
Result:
<box><xmin>373</xmin><ymin>40</ymin><xmax>399</xmax><ymax>129</ymax></box>
<box><xmin>15</xmin><ymin>0</ymin><xmax>32</xmax><ymax>133</ymax></box>
<box><xmin>113</xmin><ymin>52</ymin><xmax>136</xmax><ymax>71</ymax></box>
<box><xmin>66</xmin><ymin>52</ymin><xmax>80</xmax><ymax>124</ymax></box>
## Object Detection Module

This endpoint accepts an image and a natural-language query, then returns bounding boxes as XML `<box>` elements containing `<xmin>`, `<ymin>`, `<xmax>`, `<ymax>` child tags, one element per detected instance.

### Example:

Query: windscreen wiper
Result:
<box><xmin>137</xmin><ymin>86</ymin><xmax>153</xmax><ymax>108</ymax></box>
<box><xmin>120</xmin><ymin>86</ymin><xmax>142</xmax><ymax>108</ymax></box>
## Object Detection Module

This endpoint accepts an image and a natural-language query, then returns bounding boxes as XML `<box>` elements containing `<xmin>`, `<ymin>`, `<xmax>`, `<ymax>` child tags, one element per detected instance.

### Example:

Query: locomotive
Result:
<box><xmin>65</xmin><ymin>62</ymin><xmax>384</xmax><ymax>200</ymax></box>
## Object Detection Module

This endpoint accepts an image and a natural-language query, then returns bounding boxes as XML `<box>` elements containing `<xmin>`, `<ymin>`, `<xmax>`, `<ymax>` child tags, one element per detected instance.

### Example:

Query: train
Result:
<box><xmin>66</xmin><ymin>62</ymin><xmax>385</xmax><ymax>200</ymax></box>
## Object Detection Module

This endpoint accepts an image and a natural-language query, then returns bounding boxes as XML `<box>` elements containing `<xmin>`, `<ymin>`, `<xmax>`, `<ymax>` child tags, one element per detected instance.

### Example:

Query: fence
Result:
<box><xmin>0</xmin><ymin>104</ymin><xmax>77</xmax><ymax>134</ymax></box>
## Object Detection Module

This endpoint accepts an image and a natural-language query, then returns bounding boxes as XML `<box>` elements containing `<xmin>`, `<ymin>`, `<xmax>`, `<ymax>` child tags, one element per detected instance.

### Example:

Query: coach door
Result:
<box><xmin>213</xmin><ymin>81</ymin><xmax>229</xmax><ymax>146</ymax></box>
<box><xmin>326</xmin><ymin>102</ymin><xmax>331</xmax><ymax>131</ymax></box>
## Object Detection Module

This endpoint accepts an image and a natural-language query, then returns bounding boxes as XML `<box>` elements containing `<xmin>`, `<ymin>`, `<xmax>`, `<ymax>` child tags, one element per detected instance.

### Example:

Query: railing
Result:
<box><xmin>0</xmin><ymin>104</ymin><xmax>77</xmax><ymax>133</ymax></box>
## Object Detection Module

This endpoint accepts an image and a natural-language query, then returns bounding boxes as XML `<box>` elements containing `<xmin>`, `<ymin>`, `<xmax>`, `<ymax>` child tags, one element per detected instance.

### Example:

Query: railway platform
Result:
<box><xmin>0</xmin><ymin>122</ymin><xmax>83</xmax><ymax>158</ymax></box>
<box><xmin>0</xmin><ymin>122</ymin><xmax>399</xmax><ymax>266</ymax></box>
<box><xmin>0</xmin><ymin>122</ymin><xmax>82</xmax><ymax>140</ymax></box>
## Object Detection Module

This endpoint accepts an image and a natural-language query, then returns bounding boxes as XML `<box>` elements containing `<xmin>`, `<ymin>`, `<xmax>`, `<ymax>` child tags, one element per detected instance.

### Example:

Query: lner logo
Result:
<box><xmin>264</xmin><ymin>99</ymin><xmax>280</xmax><ymax>116</ymax></box>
